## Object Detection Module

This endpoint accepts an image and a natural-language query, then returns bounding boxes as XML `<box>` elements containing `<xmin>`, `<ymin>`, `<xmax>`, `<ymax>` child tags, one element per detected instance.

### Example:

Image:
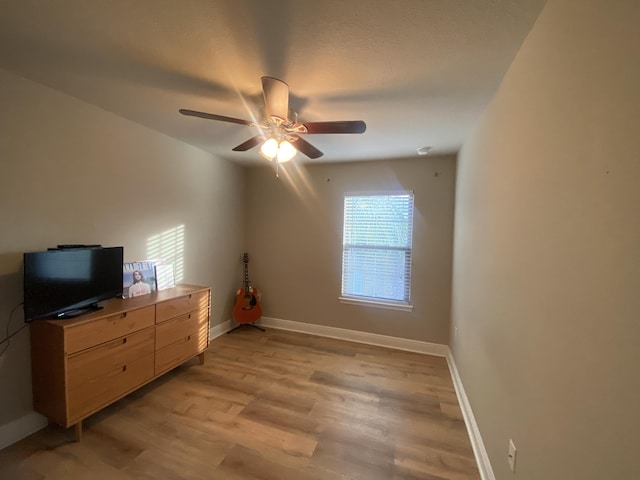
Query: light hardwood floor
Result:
<box><xmin>0</xmin><ymin>328</ymin><xmax>480</xmax><ymax>479</ymax></box>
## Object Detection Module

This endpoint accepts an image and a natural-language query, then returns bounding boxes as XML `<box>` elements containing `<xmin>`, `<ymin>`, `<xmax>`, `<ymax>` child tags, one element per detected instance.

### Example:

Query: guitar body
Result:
<box><xmin>233</xmin><ymin>285</ymin><xmax>262</xmax><ymax>324</ymax></box>
<box><xmin>232</xmin><ymin>253</ymin><xmax>262</xmax><ymax>324</ymax></box>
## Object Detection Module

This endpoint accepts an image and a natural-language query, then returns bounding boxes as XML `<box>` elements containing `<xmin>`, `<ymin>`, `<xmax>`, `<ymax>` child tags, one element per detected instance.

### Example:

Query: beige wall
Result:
<box><xmin>451</xmin><ymin>0</ymin><xmax>640</xmax><ymax>478</ymax></box>
<box><xmin>0</xmin><ymin>69</ymin><xmax>245</xmax><ymax>429</ymax></box>
<box><xmin>245</xmin><ymin>156</ymin><xmax>456</xmax><ymax>344</ymax></box>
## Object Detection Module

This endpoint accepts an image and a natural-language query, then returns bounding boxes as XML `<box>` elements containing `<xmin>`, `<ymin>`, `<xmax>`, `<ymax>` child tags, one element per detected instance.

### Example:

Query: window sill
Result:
<box><xmin>338</xmin><ymin>296</ymin><xmax>414</xmax><ymax>312</ymax></box>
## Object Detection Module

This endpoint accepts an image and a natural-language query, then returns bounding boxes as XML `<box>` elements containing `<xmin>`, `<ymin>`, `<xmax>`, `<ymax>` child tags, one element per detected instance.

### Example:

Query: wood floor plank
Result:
<box><xmin>239</xmin><ymin>399</ymin><xmax>322</xmax><ymax>438</ymax></box>
<box><xmin>0</xmin><ymin>328</ymin><xmax>480</xmax><ymax>479</ymax></box>
<box><xmin>216</xmin><ymin>444</ymin><xmax>329</xmax><ymax>480</ymax></box>
<box><xmin>311</xmin><ymin>421</ymin><xmax>396</xmax><ymax>480</ymax></box>
<box><xmin>394</xmin><ymin>443</ymin><xmax>481</xmax><ymax>480</ymax></box>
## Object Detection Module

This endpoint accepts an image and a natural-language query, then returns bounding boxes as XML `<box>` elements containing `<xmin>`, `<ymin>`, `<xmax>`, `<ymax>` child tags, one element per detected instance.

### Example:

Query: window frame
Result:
<box><xmin>339</xmin><ymin>191</ymin><xmax>415</xmax><ymax>312</ymax></box>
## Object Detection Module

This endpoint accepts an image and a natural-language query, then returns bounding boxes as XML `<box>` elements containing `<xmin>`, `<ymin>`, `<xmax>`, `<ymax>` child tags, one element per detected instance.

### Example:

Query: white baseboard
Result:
<box><xmin>258</xmin><ymin>316</ymin><xmax>449</xmax><ymax>357</ymax></box>
<box><xmin>0</xmin><ymin>411</ymin><xmax>47</xmax><ymax>451</ymax></box>
<box><xmin>446</xmin><ymin>350</ymin><xmax>495</xmax><ymax>480</ymax></box>
<box><xmin>209</xmin><ymin>320</ymin><xmax>232</xmax><ymax>340</ymax></box>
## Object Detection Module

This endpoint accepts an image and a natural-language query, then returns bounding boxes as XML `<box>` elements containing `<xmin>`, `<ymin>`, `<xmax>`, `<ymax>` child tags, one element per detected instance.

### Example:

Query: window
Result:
<box><xmin>340</xmin><ymin>192</ymin><xmax>414</xmax><ymax>310</ymax></box>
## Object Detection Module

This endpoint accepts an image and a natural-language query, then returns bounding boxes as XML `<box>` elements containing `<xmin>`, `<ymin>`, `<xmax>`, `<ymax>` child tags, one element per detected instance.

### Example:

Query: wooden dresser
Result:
<box><xmin>30</xmin><ymin>284</ymin><xmax>210</xmax><ymax>441</ymax></box>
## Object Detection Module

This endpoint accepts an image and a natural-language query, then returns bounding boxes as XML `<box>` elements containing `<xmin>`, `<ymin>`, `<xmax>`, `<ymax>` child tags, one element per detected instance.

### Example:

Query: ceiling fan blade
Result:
<box><xmin>232</xmin><ymin>135</ymin><xmax>266</xmax><ymax>152</ymax></box>
<box><xmin>261</xmin><ymin>76</ymin><xmax>289</xmax><ymax>121</ymax></box>
<box><xmin>179</xmin><ymin>109</ymin><xmax>253</xmax><ymax>126</ymax></box>
<box><xmin>290</xmin><ymin>135</ymin><xmax>324</xmax><ymax>159</ymax></box>
<box><xmin>302</xmin><ymin>120</ymin><xmax>367</xmax><ymax>134</ymax></box>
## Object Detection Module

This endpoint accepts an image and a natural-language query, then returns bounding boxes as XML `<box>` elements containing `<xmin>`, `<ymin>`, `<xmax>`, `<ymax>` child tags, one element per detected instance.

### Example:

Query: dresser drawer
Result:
<box><xmin>67</xmin><ymin>352</ymin><xmax>154</xmax><ymax>423</ymax></box>
<box><xmin>67</xmin><ymin>328</ymin><xmax>155</xmax><ymax>391</ymax></box>
<box><xmin>156</xmin><ymin>309</ymin><xmax>209</xmax><ymax>351</ymax></box>
<box><xmin>156</xmin><ymin>290</ymin><xmax>209</xmax><ymax>323</ymax></box>
<box><xmin>65</xmin><ymin>306</ymin><xmax>155</xmax><ymax>354</ymax></box>
<box><xmin>155</xmin><ymin>325</ymin><xmax>209</xmax><ymax>375</ymax></box>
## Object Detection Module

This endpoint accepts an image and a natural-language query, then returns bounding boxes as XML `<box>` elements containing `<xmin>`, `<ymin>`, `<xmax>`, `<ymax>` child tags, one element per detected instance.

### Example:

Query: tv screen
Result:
<box><xmin>23</xmin><ymin>246</ymin><xmax>124</xmax><ymax>321</ymax></box>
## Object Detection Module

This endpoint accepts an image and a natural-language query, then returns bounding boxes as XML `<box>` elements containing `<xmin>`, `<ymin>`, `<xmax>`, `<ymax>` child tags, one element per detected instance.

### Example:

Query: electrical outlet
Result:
<box><xmin>454</xmin><ymin>327</ymin><xmax>458</xmax><ymax>337</ymax></box>
<box><xmin>508</xmin><ymin>438</ymin><xmax>517</xmax><ymax>472</ymax></box>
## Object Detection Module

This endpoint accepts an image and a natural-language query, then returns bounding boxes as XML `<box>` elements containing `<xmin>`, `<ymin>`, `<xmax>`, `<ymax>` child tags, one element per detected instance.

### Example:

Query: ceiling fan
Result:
<box><xmin>179</xmin><ymin>76</ymin><xmax>366</xmax><ymax>162</ymax></box>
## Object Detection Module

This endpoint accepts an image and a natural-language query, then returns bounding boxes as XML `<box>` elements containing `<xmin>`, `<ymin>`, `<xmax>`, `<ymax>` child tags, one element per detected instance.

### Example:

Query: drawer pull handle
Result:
<box><xmin>120</xmin><ymin>312</ymin><xmax>127</xmax><ymax>319</ymax></box>
<box><xmin>188</xmin><ymin>314</ymin><xmax>191</xmax><ymax>319</ymax></box>
<box><xmin>108</xmin><ymin>365</ymin><xmax>127</xmax><ymax>377</ymax></box>
<box><xmin>108</xmin><ymin>337</ymin><xmax>127</xmax><ymax>349</ymax></box>
<box><xmin>188</xmin><ymin>294</ymin><xmax>192</xmax><ymax>299</ymax></box>
<box><xmin>187</xmin><ymin>335</ymin><xmax>191</xmax><ymax>341</ymax></box>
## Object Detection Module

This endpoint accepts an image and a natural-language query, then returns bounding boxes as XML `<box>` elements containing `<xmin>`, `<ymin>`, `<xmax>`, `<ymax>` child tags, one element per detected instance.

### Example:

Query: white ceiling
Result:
<box><xmin>0</xmin><ymin>0</ymin><xmax>546</xmax><ymax>164</ymax></box>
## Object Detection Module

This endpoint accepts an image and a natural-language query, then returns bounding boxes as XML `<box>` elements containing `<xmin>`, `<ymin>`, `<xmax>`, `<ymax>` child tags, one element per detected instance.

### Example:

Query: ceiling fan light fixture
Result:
<box><xmin>276</xmin><ymin>140</ymin><xmax>296</xmax><ymax>163</ymax></box>
<box><xmin>179</xmin><ymin>77</ymin><xmax>366</xmax><ymax>162</ymax></box>
<box><xmin>260</xmin><ymin>138</ymin><xmax>279</xmax><ymax>160</ymax></box>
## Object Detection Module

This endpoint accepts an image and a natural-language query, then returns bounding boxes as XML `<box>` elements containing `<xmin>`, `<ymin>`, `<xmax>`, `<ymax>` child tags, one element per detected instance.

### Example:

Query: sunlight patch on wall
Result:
<box><xmin>146</xmin><ymin>225</ymin><xmax>185</xmax><ymax>283</ymax></box>
<box><xmin>278</xmin><ymin>162</ymin><xmax>320</xmax><ymax>212</ymax></box>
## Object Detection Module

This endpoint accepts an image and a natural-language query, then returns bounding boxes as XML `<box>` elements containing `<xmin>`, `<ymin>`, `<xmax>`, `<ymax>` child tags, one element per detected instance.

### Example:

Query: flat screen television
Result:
<box><xmin>23</xmin><ymin>246</ymin><xmax>124</xmax><ymax>321</ymax></box>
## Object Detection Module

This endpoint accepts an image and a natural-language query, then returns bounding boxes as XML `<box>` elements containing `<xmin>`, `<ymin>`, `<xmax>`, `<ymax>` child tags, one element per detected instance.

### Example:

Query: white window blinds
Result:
<box><xmin>341</xmin><ymin>192</ymin><xmax>414</xmax><ymax>304</ymax></box>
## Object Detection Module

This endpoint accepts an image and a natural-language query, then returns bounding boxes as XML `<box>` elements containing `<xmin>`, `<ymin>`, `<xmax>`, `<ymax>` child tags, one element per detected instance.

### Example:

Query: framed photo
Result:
<box><xmin>155</xmin><ymin>263</ymin><xmax>175</xmax><ymax>291</ymax></box>
<box><xmin>123</xmin><ymin>261</ymin><xmax>157</xmax><ymax>298</ymax></box>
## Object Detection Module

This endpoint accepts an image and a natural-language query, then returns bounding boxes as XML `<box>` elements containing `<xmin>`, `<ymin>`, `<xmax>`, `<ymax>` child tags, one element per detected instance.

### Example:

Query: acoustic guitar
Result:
<box><xmin>232</xmin><ymin>253</ymin><xmax>263</xmax><ymax>324</ymax></box>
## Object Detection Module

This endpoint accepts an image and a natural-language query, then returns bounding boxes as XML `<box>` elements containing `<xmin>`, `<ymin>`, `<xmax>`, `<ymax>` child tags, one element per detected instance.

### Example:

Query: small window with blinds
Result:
<box><xmin>340</xmin><ymin>192</ymin><xmax>414</xmax><ymax>310</ymax></box>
